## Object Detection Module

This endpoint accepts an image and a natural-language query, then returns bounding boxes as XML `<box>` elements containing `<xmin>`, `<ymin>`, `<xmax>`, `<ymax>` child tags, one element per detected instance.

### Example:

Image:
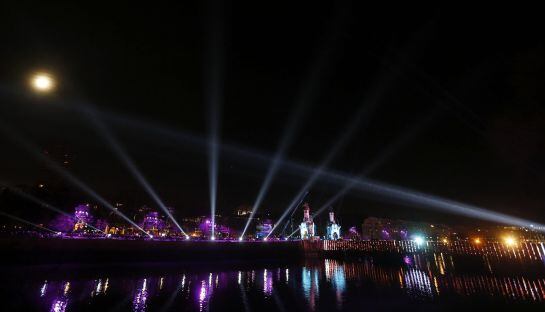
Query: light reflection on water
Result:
<box><xmin>11</xmin><ymin>256</ymin><xmax>545</xmax><ymax>311</ymax></box>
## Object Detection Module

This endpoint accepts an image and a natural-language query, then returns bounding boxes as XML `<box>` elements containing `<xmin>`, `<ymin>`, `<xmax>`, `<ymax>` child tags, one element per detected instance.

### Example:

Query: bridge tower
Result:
<box><xmin>326</xmin><ymin>211</ymin><xmax>341</xmax><ymax>240</ymax></box>
<box><xmin>299</xmin><ymin>203</ymin><xmax>316</xmax><ymax>239</ymax></box>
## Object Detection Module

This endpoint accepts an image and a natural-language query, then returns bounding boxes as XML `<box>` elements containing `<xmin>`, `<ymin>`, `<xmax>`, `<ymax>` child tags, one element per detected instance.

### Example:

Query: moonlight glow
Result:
<box><xmin>30</xmin><ymin>72</ymin><xmax>55</xmax><ymax>92</ymax></box>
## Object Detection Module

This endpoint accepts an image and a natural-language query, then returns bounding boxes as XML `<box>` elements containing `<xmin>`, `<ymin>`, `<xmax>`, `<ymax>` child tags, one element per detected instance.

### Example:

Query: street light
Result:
<box><xmin>30</xmin><ymin>72</ymin><xmax>55</xmax><ymax>93</ymax></box>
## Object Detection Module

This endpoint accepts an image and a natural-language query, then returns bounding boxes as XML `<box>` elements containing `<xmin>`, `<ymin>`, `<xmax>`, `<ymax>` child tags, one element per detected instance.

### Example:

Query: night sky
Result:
<box><xmin>1</xmin><ymin>2</ymin><xmax>544</xmax><ymax>226</ymax></box>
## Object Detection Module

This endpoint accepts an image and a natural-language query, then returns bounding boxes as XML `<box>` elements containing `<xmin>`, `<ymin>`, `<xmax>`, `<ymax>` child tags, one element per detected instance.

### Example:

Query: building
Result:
<box><xmin>236</xmin><ymin>205</ymin><xmax>252</xmax><ymax>216</ymax></box>
<box><xmin>326</xmin><ymin>211</ymin><xmax>341</xmax><ymax>240</ymax></box>
<box><xmin>141</xmin><ymin>211</ymin><xmax>165</xmax><ymax>236</ymax></box>
<box><xmin>73</xmin><ymin>204</ymin><xmax>92</xmax><ymax>232</ymax></box>
<box><xmin>362</xmin><ymin>217</ymin><xmax>452</xmax><ymax>240</ymax></box>
<box><xmin>256</xmin><ymin>219</ymin><xmax>273</xmax><ymax>239</ymax></box>
<box><xmin>299</xmin><ymin>203</ymin><xmax>316</xmax><ymax>240</ymax></box>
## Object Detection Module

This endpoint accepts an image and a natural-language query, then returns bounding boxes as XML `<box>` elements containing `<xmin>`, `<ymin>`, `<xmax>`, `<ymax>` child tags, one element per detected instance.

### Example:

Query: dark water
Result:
<box><xmin>2</xmin><ymin>255</ymin><xmax>545</xmax><ymax>311</ymax></box>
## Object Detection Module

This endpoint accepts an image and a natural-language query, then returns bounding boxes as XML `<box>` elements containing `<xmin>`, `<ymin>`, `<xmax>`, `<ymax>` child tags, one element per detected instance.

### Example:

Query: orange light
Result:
<box><xmin>503</xmin><ymin>236</ymin><xmax>517</xmax><ymax>247</ymax></box>
<box><xmin>442</xmin><ymin>238</ymin><xmax>448</xmax><ymax>244</ymax></box>
<box><xmin>473</xmin><ymin>238</ymin><xmax>482</xmax><ymax>245</ymax></box>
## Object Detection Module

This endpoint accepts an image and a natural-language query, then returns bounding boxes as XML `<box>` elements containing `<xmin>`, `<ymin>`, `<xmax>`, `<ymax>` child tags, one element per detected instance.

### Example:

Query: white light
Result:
<box><xmin>30</xmin><ymin>72</ymin><xmax>55</xmax><ymax>92</ymax></box>
<box><xmin>211</xmin><ymin>236</ymin><xmax>216</xmax><ymax>241</ymax></box>
<box><xmin>185</xmin><ymin>235</ymin><xmax>190</xmax><ymax>240</ymax></box>
<box><xmin>413</xmin><ymin>236</ymin><xmax>424</xmax><ymax>246</ymax></box>
<box><xmin>263</xmin><ymin>237</ymin><xmax>268</xmax><ymax>241</ymax></box>
<box><xmin>238</xmin><ymin>237</ymin><xmax>243</xmax><ymax>241</ymax></box>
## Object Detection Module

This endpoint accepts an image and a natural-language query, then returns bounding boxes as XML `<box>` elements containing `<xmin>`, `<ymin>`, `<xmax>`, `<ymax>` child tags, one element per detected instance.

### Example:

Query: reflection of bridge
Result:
<box><xmin>321</xmin><ymin>258</ymin><xmax>545</xmax><ymax>303</ymax></box>
<box><xmin>303</xmin><ymin>240</ymin><xmax>545</xmax><ymax>262</ymax></box>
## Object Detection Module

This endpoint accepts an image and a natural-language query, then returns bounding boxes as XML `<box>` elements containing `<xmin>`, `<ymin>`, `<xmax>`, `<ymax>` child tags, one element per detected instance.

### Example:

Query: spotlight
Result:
<box><xmin>185</xmin><ymin>235</ymin><xmax>190</xmax><ymax>240</ymax></box>
<box><xmin>442</xmin><ymin>238</ymin><xmax>448</xmax><ymax>244</ymax></box>
<box><xmin>473</xmin><ymin>238</ymin><xmax>482</xmax><ymax>245</ymax></box>
<box><xmin>263</xmin><ymin>237</ymin><xmax>268</xmax><ymax>242</ymax></box>
<box><xmin>30</xmin><ymin>72</ymin><xmax>55</xmax><ymax>93</ymax></box>
<box><xmin>238</xmin><ymin>237</ymin><xmax>243</xmax><ymax>241</ymax></box>
<box><xmin>211</xmin><ymin>236</ymin><xmax>216</xmax><ymax>241</ymax></box>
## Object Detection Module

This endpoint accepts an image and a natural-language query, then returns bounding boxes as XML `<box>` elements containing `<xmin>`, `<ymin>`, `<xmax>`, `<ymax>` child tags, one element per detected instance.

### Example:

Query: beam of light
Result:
<box><xmin>345</xmin><ymin>174</ymin><xmax>545</xmax><ymax>231</ymax></box>
<box><xmin>1</xmin><ymin>91</ymin><xmax>543</xmax><ymax>232</ymax></box>
<box><xmin>0</xmin><ymin>210</ymin><xmax>57</xmax><ymax>234</ymax></box>
<box><xmin>286</xmin><ymin>228</ymin><xmax>299</xmax><ymax>239</ymax></box>
<box><xmin>0</xmin><ymin>121</ymin><xmax>149</xmax><ymax>236</ymax></box>
<box><xmin>0</xmin><ymin>183</ymin><xmax>105</xmax><ymax>234</ymax></box>
<box><xmin>277</xmin><ymin>191</ymin><xmax>308</xmax><ymax>237</ymax></box>
<box><xmin>266</xmin><ymin>97</ymin><xmax>381</xmax><ymax>238</ymax></box>
<box><xmin>81</xmin><ymin>106</ymin><xmax>189</xmax><ymax>237</ymax></box>
<box><xmin>312</xmin><ymin>108</ymin><xmax>442</xmax><ymax>220</ymax></box>
<box><xmin>240</xmin><ymin>8</ymin><xmax>351</xmax><ymax>239</ymax></box>
<box><xmin>204</xmin><ymin>1</ymin><xmax>225</xmax><ymax>240</ymax></box>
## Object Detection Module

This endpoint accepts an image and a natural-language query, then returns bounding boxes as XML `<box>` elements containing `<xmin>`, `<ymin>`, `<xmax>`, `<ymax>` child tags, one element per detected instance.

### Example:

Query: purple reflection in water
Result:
<box><xmin>50</xmin><ymin>297</ymin><xmax>67</xmax><ymax>312</ymax></box>
<box><xmin>198</xmin><ymin>280</ymin><xmax>209</xmax><ymax>312</ymax></box>
<box><xmin>263</xmin><ymin>269</ymin><xmax>273</xmax><ymax>296</ymax></box>
<box><xmin>133</xmin><ymin>279</ymin><xmax>148</xmax><ymax>312</ymax></box>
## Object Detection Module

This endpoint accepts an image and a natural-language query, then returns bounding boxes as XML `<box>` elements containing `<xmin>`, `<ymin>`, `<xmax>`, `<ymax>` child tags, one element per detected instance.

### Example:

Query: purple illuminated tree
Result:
<box><xmin>48</xmin><ymin>214</ymin><xmax>74</xmax><ymax>232</ymax></box>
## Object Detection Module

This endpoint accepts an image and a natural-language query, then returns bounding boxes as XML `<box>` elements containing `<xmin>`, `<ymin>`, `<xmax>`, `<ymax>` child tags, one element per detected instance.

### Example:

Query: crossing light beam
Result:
<box><xmin>0</xmin><ymin>121</ymin><xmax>150</xmax><ymax>237</ymax></box>
<box><xmin>82</xmin><ymin>106</ymin><xmax>189</xmax><ymax>238</ymax></box>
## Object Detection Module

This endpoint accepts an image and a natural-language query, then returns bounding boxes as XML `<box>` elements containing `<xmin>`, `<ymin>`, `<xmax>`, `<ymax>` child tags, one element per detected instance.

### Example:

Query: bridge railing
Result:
<box><xmin>303</xmin><ymin>239</ymin><xmax>545</xmax><ymax>262</ymax></box>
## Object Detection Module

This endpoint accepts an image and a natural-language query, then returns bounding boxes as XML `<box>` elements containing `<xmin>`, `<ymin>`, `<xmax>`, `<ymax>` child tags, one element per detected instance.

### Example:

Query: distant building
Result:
<box><xmin>256</xmin><ymin>219</ymin><xmax>273</xmax><ymax>239</ymax></box>
<box><xmin>326</xmin><ymin>211</ymin><xmax>341</xmax><ymax>240</ymax></box>
<box><xmin>236</xmin><ymin>205</ymin><xmax>252</xmax><ymax>216</ymax></box>
<box><xmin>299</xmin><ymin>203</ymin><xmax>316</xmax><ymax>239</ymax></box>
<box><xmin>198</xmin><ymin>218</ymin><xmax>231</xmax><ymax>238</ymax></box>
<box><xmin>73</xmin><ymin>204</ymin><xmax>92</xmax><ymax>232</ymax></box>
<box><xmin>141</xmin><ymin>211</ymin><xmax>165</xmax><ymax>236</ymax></box>
<box><xmin>362</xmin><ymin>217</ymin><xmax>451</xmax><ymax>240</ymax></box>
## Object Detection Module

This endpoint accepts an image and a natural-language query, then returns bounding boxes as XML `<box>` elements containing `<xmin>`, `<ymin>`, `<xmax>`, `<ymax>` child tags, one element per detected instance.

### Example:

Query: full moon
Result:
<box><xmin>30</xmin><ymin>72</ymin><xmax>55</xmax><ymax>92</ymax></box>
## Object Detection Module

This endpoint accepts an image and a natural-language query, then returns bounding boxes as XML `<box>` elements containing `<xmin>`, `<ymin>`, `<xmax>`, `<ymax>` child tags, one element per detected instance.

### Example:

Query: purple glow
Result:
<box><xmin>74</xmin><ymin>204</ymin><xmax>91</xmax><ymax>222</ymax></box>
<box><xmin>197</xmin><ymin>279</ymin><xmax>212</xmax><ymax>312</ymax></box>
<box><xmin>50</xmin><ymin>298</ymin><xmax>67</xmax><ymax>312</ymax></box>
<box><xmin>48</xmin><ymin>214</ymin><xmax>74</xmax><ymax>233</ymax></box>
<box><xmin>199</xmin><ymin>218</ymin><xmax>231</xmax><ymax>239</ymax></box>
<box><xmin>141</xmin><ymin>211</ymin><xmax>164</xmax><ymax>232</ymax></box>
